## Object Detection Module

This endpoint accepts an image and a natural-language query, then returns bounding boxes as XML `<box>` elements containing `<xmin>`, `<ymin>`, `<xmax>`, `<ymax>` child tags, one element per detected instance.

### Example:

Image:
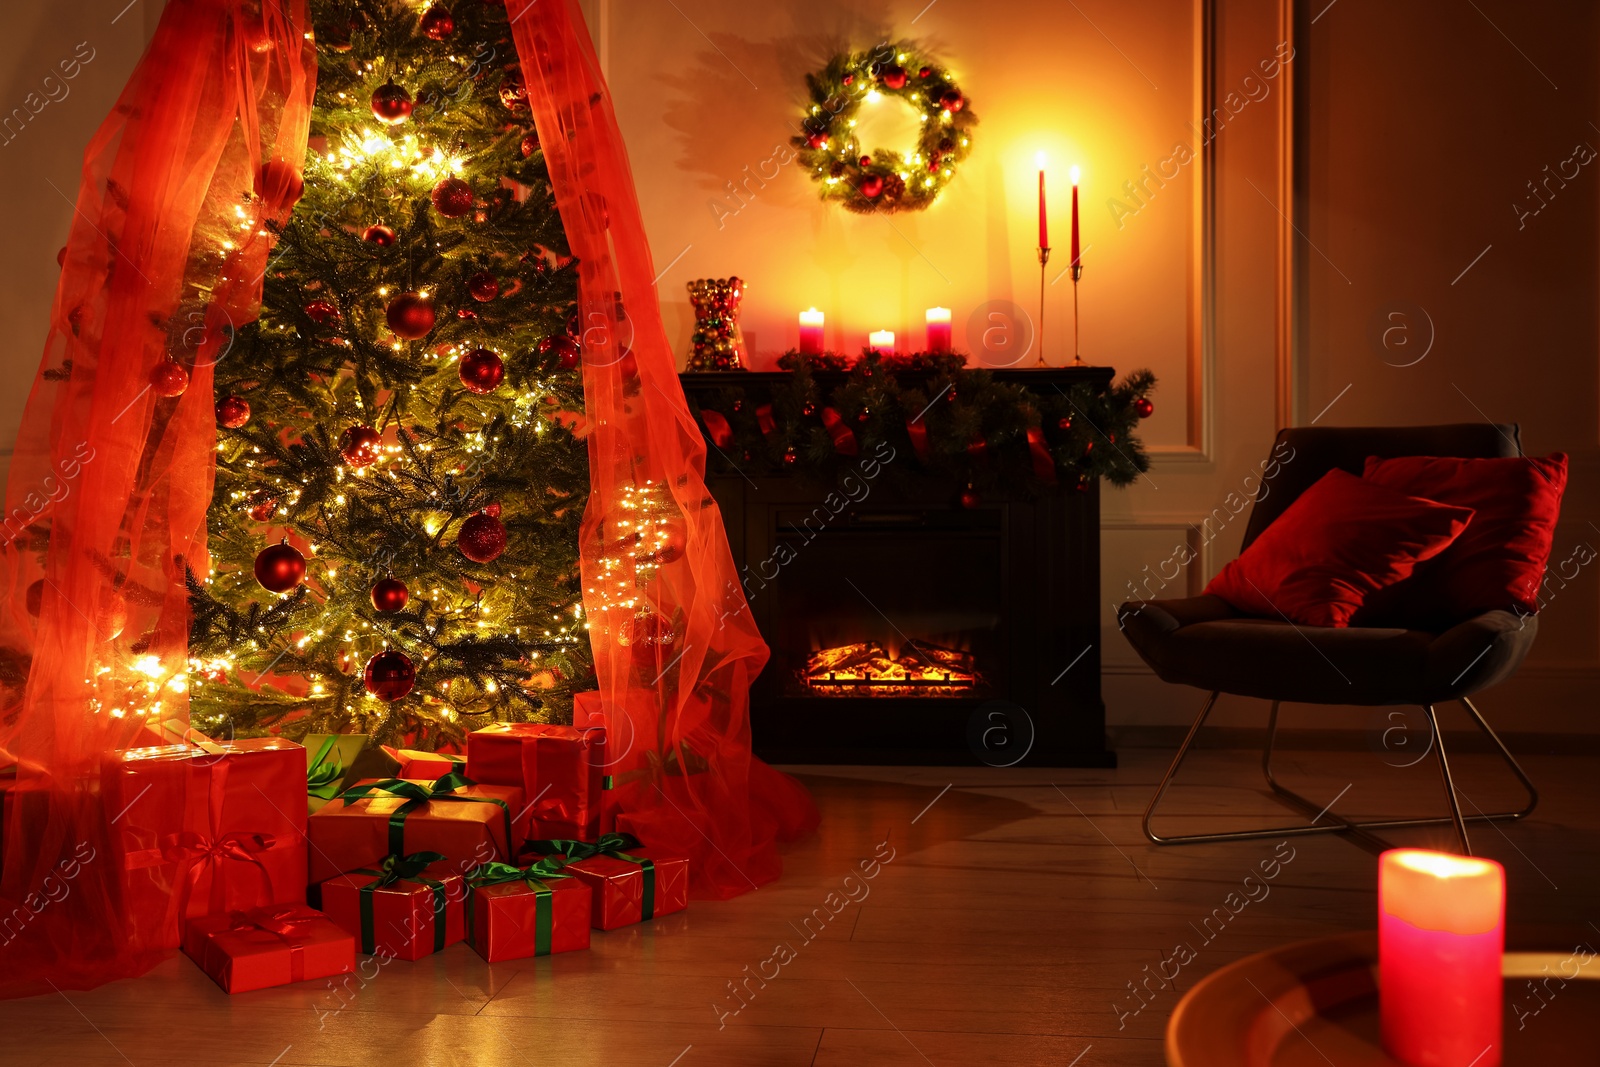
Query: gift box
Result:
<box><xmin>393</xmin><ymin>749</ymin><xmax>468</xmax><ymax>780</ymax></box>
<box><xmin>183</xmin><ymin>903</ymin><xmax>355</xmax><ymax>993</ymax></box>
<box><xmin>320</xmin><ymin>851</ymin><xmax>466</xmax><ymax>960</ymax></box>
<box><xmin>303</xmin><ymin>734</ymin><xmax>370</xmax><ymax>814</ymax></box>
<box><xmin>527</xmin><ymin>834</ymin><xmax>689</xmax><ymax>931</ymax></box>
<box><xmin>102</xmin><ymin>739</ymin><xmax>308</xmax><ymax>950</ymax></box>
<box><xmin>466</xmin><ymin>859</ymin><xmax>591</xmax><ymax>960</ymax></box>
<box><xmin>467</xmin><ymin>722</ymin><xmax>607</xmax><ymax>841</ymax></box>
<box><xmin>307</xmin><ymin>776</ymin><xmax>521</xmax><ymax>884</ymax></box>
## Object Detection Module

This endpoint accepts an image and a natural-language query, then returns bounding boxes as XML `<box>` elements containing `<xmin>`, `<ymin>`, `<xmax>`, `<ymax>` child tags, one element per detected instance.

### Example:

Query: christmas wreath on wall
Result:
<box><xmin>793</xmin><ymin>41</ymin><xmax>976</xmax><ymax>214</ymax></box>
<box><xmin>688</xmin><ymin>352</ymin><xmax>1155</xmax><ymax>501</ymax></box>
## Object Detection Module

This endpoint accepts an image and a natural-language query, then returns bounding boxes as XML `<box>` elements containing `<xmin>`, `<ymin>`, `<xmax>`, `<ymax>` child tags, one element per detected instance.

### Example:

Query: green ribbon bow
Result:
<box><xmin>339</xmin><ymin>771</ymin><xmax>514</xmax><ymax>860</ymax></box>
<box><xmin>306</xmin><ymin>737</ymin><xmax>347</xmax><ymax>802</ymax></box>
<box><xmin>351</xmin><ymin>850</ymin><xmax>450</xmax><ymax>955</ymax></box>
<box><xmin>465</xmin><ymin>857</ymin><xmax>573</xmax><ymax>956</ymax></box>
<box><xmin>526</xmin><ymin>833</ymin><xmax>655</xmax><ymax>921</ymax></box>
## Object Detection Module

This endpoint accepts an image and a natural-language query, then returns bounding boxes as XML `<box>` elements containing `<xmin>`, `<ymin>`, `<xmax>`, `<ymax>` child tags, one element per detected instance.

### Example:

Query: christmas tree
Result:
<box><xmin>184</xmin><ymin>0</ymin><xmax>592</xmax><ymax>749</ymax></box>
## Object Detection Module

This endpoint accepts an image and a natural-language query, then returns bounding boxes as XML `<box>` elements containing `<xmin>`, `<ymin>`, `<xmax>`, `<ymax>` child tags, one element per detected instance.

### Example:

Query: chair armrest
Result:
<box><xmin>1425</xmin><ymin>609</ymin><xmax>1539</xmax><ymax>698</ymax></box>
<box><xmin>1117</xmin><ymin>595</ymin><xmax>1238</xmax><ymax>635</ymax></box>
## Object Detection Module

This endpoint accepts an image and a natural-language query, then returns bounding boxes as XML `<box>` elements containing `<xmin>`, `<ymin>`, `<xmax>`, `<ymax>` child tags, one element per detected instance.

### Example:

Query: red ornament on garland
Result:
<box><xmin>959</xmin><ymin>486</ymin><xmax>981</xmax><ymax>510</ymax></box>
<box><xmin>467</xmin><ymin>271</ymin><xmax>500</xmax><ymax>301</ymax></box>
<box><xmin>362</xmin><ymin>224</ymin><xmax>396</xmax><ymax>246</ymax></box>
<box><xmin>1133</xmin><ymin>397</ymin><xmax>1155</xmax><ymax>419</ymax></box>
<box><xmin>539</xmin><ymin>334</ymin><xmax>580</xmax><ymax>370</ymax></box>
<box><xmin>431</xmin><ymin>178</ymin><xmax>474</xmax><ymax>218</ymax></box>
<box><xmin>304</xmin><ymin>298</ymin><xmax>339</xmax><ymax>324</ymax></box>
<box><xmin>1057</xmin><ymin>416</ymin><xmax>1072</xmax><ymax>431</ymax></box>
<box><xmin>939</xmin><ymin>89</ymin><xmax>965</xmax><ymax>112</ymax></box>
<box><xmin>520</xmin><ymin>131</ymin><xmax>540</xmax><ymax>157</ymax></box>
<box><xmin>858</xmin><ymin>175</ymin><xmax>885</xmax><ymax>199</ymax></box>
<box><xmin>880</xmin><ymin>64</ymin><xmax>908</xmax><ymax>89</ymax></box>
<box><xmin>806</xmin><ymin>132</ymin><xmax>829</xmax><ymax>150</ymax></box>
<box><xmin>339</xmin><ymin>424</ymin><xmax>383</xmax><ymax>467</ymax></box>
<box><xmin>458</xmin><ymin>348</ymin><xmax>504</xmax><ymax>394</ymax></box>
<box><xmin>216</xmin><ymin>396</ymin><xmax>251</xmax><ymax>428</ymax></box>
<box><xmin>782</xmin><ymin>448</ymin><xmax>798</xmax><ymax>466</ymax></box>
<box><xmin>149</xmin><ymin>360</ymin><xmax>189</xmax><ymax>397</ymax></box>
<box><xmin>370</xmin><ymin>577</ymin><xmax>410</xmax><ymax>612</ymax></box>
<box><xmin>419</xmin><ymin>4</ymin><xmax>455</xmax><ymax>39</ymax></box>
<box><xmin>385</xmin><ymin>291</ymin><xmax>436</xmax><ymax>338</ymax></box>
<box><xmin>254</xmin><ymin>539</ymin><xmax>306</xmax><ymax>593</ymax></box>
<box><xmin>371</xmin><ymin>79</ymin><xmax>414</xmax><ymax>124</ymax></box>
<box><xmin>918</xmin><ymin>66</ymin><xmax>932</xmax><ymax>79</ymax></box>
<box><xmin>363</xmin><ymin>649</ymin><xmax>416</xmax><ymax>701</ymax></box>
<box><xmin>859</xmin><ymin>155</ymin><xmax>872</xmax><ymax>167</ymax></box>
<box><xmin>458</xmin><ymin>512</ymin><xmax>507</xmax><ymax>563</ymax></box>
<box><xmin>498</xmin><ymin>73</ymin><xmax>528</xmax><ymax>112</ymax></box>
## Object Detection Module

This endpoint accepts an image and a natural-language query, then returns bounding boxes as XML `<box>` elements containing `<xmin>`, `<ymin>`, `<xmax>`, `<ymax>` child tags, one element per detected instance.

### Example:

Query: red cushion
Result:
<box><xmin>1203</xmin><ymin>469</ymin><xmax>1473</xmax><ymax>628</ymax></box>
<box><xmin>1358</xmin><ymin>452</ymin><xmax>1567</xmax><ymax>624</ymax></box>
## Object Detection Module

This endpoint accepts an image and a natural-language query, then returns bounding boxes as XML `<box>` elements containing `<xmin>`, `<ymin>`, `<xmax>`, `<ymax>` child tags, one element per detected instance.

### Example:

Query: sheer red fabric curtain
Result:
<box><xmin>0</xmin><ymin>0</ymin><xmax>314</xmax><ymax>992</ymax></box>
<box><xmin>507</xmin><ymin>0</ymin><xmax>816</xmax><ymax>898</ymax></box>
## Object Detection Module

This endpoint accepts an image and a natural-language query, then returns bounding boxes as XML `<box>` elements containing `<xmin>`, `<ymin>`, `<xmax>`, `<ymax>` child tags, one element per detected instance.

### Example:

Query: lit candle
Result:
<box><xmin>869</xmin><ymin>330</ymin><xmax>895</xmax><ymax>353</ymax></box>
<box><xmin>1070</xmin><ymin>165</ymin><xmax>1081</xmax><ymax>268</ymax></box>
<box><xmin>1379</xmin><ymin>848</ymin><xmax>1504</xmax><ymax>1067</ymax></box>
<box><xmin>798</xmin><ymin>308</ymin><xmax>825</xmax><ymax>355</ymax></box>
<box><xmin>1036</xmin><ymin>151</ymin><xmax>1049</xmax><ymax>250</ymax></box>
<box><xmin>925</xmin><ymin>308</ymin><xmax>952</xmax><ymax>353</ymax></box>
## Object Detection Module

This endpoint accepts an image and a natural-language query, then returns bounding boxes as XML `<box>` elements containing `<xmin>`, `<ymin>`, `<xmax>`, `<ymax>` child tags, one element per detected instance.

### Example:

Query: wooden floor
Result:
<box><xmin>7</xmin><ymin>744</ymin><xmax>1598</xmax><ymax>1066</ymax></box>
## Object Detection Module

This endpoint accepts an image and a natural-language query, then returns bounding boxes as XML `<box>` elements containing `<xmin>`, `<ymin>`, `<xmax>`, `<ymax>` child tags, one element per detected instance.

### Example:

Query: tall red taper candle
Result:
<box><xmin>1379</xmin><ymin>849</ymin><xmax>1505</xmax><ymax>1067</ymax></box>
<box><xmin>1070</xmin><ymin>165</ymin><xmax>1081</xmax><ymax>267</ymax></box>
<box><xmin>1036</xmin><ymin>151</ymin><xmax>1048</xmax><ymax>249</ymax></box>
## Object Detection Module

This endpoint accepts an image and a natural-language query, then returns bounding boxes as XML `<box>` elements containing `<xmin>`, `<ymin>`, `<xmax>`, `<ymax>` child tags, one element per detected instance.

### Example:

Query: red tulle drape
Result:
<box><xmin>507</xmin><ymin>0</ymin><xmax>817</xmax><ymax>897</ymax></box>
<box><xmin>0</xmin><ymin>0</ymin><xmax>314</xmax><ymax>993</ymax></box>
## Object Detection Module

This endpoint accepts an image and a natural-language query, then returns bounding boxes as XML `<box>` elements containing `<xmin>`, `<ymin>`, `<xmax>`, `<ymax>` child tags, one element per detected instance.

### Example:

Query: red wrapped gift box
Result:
<box><xmin>467</xmin><ymin>723</ymin><xmax>606</xmax><ymax>841</ymax></box>
<box><xmin>184</xmin><ymin>903</ymin><xmax>355</xmax><ymax>993</ymax></box>
<box><xmin>526</xmin><ymin>835</ymin><xmax>689</xmax><ymax>931</ymax></box>
<box><xmin>466</xmin><ymin>861</ymin><xmax>591</xmax><ymax>960</ymax></box>
<box><xmin>321</xmin><ymin>852</ymin><xmax>466</xmax><ymax>960</ymax></box>
<box><xmin>102</xmin><ymin>740</ymin><xmax>308</xmax><ymax>950</ymax></box>
<box><xmin>393</xmin><ymin>749</ymin><xmax>468</xmax><ymax>780</ymax></box>
<box><xmin>307</xmin><ymin>777</ymin><xmax>521</xmax><ymax>884</ymax></box>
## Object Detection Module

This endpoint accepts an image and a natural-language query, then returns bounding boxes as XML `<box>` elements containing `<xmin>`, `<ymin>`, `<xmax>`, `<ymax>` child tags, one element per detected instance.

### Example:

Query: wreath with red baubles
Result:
<box><xmin>793</xmin><ymin>41</ymin><xmax>977</xmax><ymax>215</ymax></box>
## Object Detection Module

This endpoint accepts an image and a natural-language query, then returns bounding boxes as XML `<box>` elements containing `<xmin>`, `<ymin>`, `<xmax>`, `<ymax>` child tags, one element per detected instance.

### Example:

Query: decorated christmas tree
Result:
<box><xmin>185</xmin><ymin>0</ymin><xmax>592</xmax><ymax>748</ymax></box>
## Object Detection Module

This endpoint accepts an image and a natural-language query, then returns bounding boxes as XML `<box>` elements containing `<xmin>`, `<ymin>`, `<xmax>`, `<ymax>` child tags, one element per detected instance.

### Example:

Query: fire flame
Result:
<box><xmin>802</xmin><ymin>640</ymin><xmax>978</xmax><ymax>697</ymax></box>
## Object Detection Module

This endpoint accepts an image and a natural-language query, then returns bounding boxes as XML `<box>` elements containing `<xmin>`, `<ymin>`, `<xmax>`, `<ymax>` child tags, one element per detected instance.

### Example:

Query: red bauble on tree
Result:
<box><xmin>254</xmin><ymin>539</ymin><xmax>306</xmax><ymax>593</ymax></box>
<box><xmin>498</xmin><ymin>73</ymin><xmax>528</xmax><ymax>112</ymax></box>
<box><xmin>385</xmin><ymin>291</ymin><xmax>436</xmax><ymax>338</ymax></box>
<box><xmin>467</xmin><ymin>271</ymin><xmax>500</xmax><ymax>301</ymax></box>
<box><xmin>339</xmin><ymin>424</ymin><xmax>383</xmax><ymax>467</ymax></box>
<box><xmin>304</xmin><ymin>299</ymin><xmax>339</xmax><ymax>324</ymax></box>
<box><xmin>539</xmin><ymin>334</ymin><xmax>580</xmax><ymax>370</ymax></box>
<box><xmin>254</xmin><ymin>159</ymin><xmax>303</xmax><ymax>222</ymax></box>
<box><xmin>458</xmin><ymin>512</ymin><xmax>507</xmax><ymax>563</ymax></box>
<box><xmin>520</xmin><ymin>130</ymin><xmax>540</xmax><ymax>157</ymax></box>
<box><xmin>458</xmin><ymin>348</ymin><xmax>504</xmax><ymax>394</ymax></box>
<box><xmin>1133</xmin><ymin>397</ymin><xmax>1154</xmax><ymax>419</ymax></box>
<box><xmin>246</xmin><ymin>490</ymin><xmax>278</xmax><ymax>522</ymax></box>
<box><xmin>216</xmin><ymin>396</ymin><xmax>251</xmax><ymax>428</ymax></box>
<box><xmin>370</xmin><ymin>577</ymin><xmax>410</xmax><ymax>612</ymax></box>
<box><xmin>362</xmin><ymin>224</ymin><xmax>396</xmax><ymax>246</ymax></box>
<box><xmin>363</xmin><ymin>649</ymin><xmax>416</xmax><ymax>701</ymax></box>
<box><xmin>371</xmin><ymin>79</ymin><xmax>414</xmax><ymax>124</ymax></box>
<box><xmin>431</xmin><ymin>177</ymin><xmax>474</xmax><ymax>218</ymax></box>
<box><xmin>149</xmin><ymin>360</ymin><xmax>189</xmax><ymax>397</ymax></box>
<box><xmin>419</xmin><ymin>4</ymin><xmax>455</xmax><ymax>39</ymax></box>
<box><xmin>959</xmin><ymin>486</ymin><xmax>981</xmax><ymax>510</ymax></box>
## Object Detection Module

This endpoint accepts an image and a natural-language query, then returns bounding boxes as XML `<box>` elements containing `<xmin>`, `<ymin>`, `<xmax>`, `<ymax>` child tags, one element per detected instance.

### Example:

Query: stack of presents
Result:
<box><xmin>99</xmin><ymin>721</ymin><xmax>689</xmax><ymax>993</ymax></box>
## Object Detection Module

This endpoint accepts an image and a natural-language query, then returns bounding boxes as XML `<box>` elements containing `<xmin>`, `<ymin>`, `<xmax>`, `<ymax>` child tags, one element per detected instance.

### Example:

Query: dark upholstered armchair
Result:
<box><xmin>1118</xmin><ymin>424</ymin><xmax>1540</xmax><ymax>855</ymax></box>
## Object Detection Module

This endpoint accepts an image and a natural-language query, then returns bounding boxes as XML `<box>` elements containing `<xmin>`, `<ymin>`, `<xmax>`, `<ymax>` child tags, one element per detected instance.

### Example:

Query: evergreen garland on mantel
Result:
<box><xmin>686</xmin><ymin>351</ymin><xmax>1156</xmax><ymax>499</ymax></box>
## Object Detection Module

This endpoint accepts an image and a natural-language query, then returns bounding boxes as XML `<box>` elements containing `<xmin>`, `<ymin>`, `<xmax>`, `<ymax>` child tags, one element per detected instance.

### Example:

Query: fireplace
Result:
<box><xmin>686</xmin><ymin>368</ymin><xmax>1113</xmax><ymax>767</ymax></box>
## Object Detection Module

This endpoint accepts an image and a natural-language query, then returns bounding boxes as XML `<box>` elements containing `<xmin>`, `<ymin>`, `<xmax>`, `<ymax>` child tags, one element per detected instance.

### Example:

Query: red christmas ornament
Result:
<box><xmin>520</xmin><ymin>130</ymin><xmax>541</xmax><ymax>157</ymax></box>
<box><xmin>431</xmin><ymin>177</ymin><xmax>474</xmax><ymax>218</ymax></box>
<box><xmin>363</xmin><ymin>649</ymin><xmax>416</xmax><ymax>701</ymax></box>
<box><xmin>959</xmin><ymin>487</ymin><xmax>981</xmax><ymax>509</ymax></box>
<box><xmin>782</xmin><ymin>448</ymin><xmax>798</xmax><ymax>466</ymax></box>
<box><xmin>419</xmin><ymin>4</ymin><xmax>455</xmax><ymax>39</ymax></box>
<box><xmin>859</xmin><ymin>155</ymin><xmax>873</xmax><ymax>167</ymax></box>
<box><xmin>458</xmin><ymin>512</ymin><xmax>507</xmax><ymax>563</ymax></box>
<box><xmin>149</xmin><ymin>360</ymin><xmax>189</xmax><ymax>397</ymax></box>
<box><xmin>842</xmin><ymin>74</ymin><xmax>855</xmax><ymax>85</ymax></box>
<box><xmin>624</xmin><ymin>610</ymin><xmax>677</xmax><ymax>654</ymax></box>
<box><xmin>1134</xmin><ymin>397</ymin><xmax>1155</xmax><ymax>419</ymax></box>
<box><xmin>246</xmin><ymin>490</ymin><xmax>278</xmax><ymax>522</ymax></box>
<box><xmin>362</xmin><ymin>224</ymin><xmax>396</xmax><ymax>246</ymax></box>
<box><xmin>498</xmin><ymin>73</ymin><xmax>528</xmax><ymax>112</ymax></box>
<box><xmin>880</xmin><ymin>64</ymin><xmax>907</xmax><ymax>89</ymax></box>
<box><xmin>806</xmin><ymin>132</ymin><xmax>829</xmax><ymax>150</ymax></box>
<box><xmin>1057</xmin><ymin>416</ymin><xmax>1072</xmax><ymax>431</ymax></box>
<box><xmin>858</xmin><ymin>175</ymin><xmax>885</xmax><ymax>199</ymax></box>
<box><xmin>254</xmin><ymin>159</ymin><xmax>303</xmax><ymax>220</ymax></box>
<box><xmin>539</xmin><ymin>334</ymin><xmax>580</xmax><ymax>370</ymax></box>
<box><xmin>339</xmin><ymin>424</ymin><xmax>383</xmax><ymax>467</ymax></box>
<box><xmin>459</xmin><ymin>348</ymin><xmax>504</xmax><ymax>394</ymax></box>
<box><xmin>385</xmin><ymin>291</ymin><xmax>436</xmax><ymax>339</ymax></box>
<box><xmin>483</xmin><ymin>502</ymin><xmax>502</xmax><ymax>518</ymax></box>
<box><xmin>457</xmin><ymin>308</ymin><xmax>477</xmax><ymax>320</ymax></box>
<box><xmin>304</xmin><ymin>298</ymin><xmax>339</xmax><ymax>324</ymax></box>
<box><xmin>370</xmin><ymin>577</ymin><xmax>410</xmax><ymax>612</ymax></box>
<box><xmin>918</xmin><ymin>66</ymin><xmax>932</xmax><ymax>79</ymax></box>
<box><xmin>216</xmin><ymin>396</ymin><xmax>251</xmax><ymax>428</ymax></box>
<box><xmin>467</xmin><ymin>271</ymin><xmax>500</xmax><ymax>301</ymax></box>
<box><xmin>939</xmin><ymin>89</ymin><xmax>965</xmax><ymax>112</ymax></box>
<box><xmin>254</xmin><ymin>539</ymin><xmax>306</xmax><ymax>593</ymax></box>
<box><xmin>371</xmin><ymin>79</ymin><xmax>414</xmax><ymax>124</ymax></box>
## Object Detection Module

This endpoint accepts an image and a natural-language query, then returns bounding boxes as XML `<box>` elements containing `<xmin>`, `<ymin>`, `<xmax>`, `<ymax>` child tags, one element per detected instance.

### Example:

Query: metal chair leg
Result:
<box><xmin>1144</xmin><ymin>692</ymin><xmax>1539</xmax><ymax>851</ymax></box>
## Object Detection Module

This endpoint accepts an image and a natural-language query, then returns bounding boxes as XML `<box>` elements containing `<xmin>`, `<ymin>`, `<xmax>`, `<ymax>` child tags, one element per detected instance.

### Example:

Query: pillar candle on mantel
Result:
<box><xmin>869</xmin><ymin>330</ymin><xmax>895</xmax><ymax>353</ymax></box>
<box><xmin>1379</xmin><ymin>848</ymin><xmax>1505</xmax><ymax>1067</ymax></box>
<box><xmin>925</xmin><ymin>308</ymin><xmax>951</xmax><ymax>353</ymax></box>
<box><xmin>798</xmin><ymin>308</ymin><xmax>825</xmax><ymax>355</ymax></box>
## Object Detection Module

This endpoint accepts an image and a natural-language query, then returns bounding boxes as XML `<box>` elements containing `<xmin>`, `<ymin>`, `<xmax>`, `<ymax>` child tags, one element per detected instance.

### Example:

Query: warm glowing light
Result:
<box><xmin>925</xmin><ymin>307</ymin><xmax>951</xmax><ymax>325</ymax></box>
<box><xmin>869</xmin><ymin>330</ymin><xmax>895</xmax><ymax>351</ymax></box>
<box><xmin>1070</xmin><ymin>165</ymin><xmax>1081</xmax><ymax>185</ymax></box>
<box><xmin>864</xmin><ymin>89</ymin><xmax>881</xmax><ymax>104</ymax></box>
<box><xmin>1036</xmin><ymin>150</ymin><xmax>1047</xmax><ymax>170</ymax></box>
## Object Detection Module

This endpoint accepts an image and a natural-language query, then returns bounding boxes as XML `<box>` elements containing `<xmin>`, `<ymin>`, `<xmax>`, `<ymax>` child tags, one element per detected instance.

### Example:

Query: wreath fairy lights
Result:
<box><xmin>793</xmin><ymin>41</ymin><xmax>977</xmax><ymax>214</ymax></box>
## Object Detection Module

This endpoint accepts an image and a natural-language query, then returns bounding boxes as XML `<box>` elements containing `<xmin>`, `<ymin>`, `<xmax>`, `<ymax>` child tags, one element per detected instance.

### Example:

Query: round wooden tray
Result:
<box><xmin>1166</xmin><ymin>930</ymin><xmax>1599</xmax><ymax>1066</ymax></box>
